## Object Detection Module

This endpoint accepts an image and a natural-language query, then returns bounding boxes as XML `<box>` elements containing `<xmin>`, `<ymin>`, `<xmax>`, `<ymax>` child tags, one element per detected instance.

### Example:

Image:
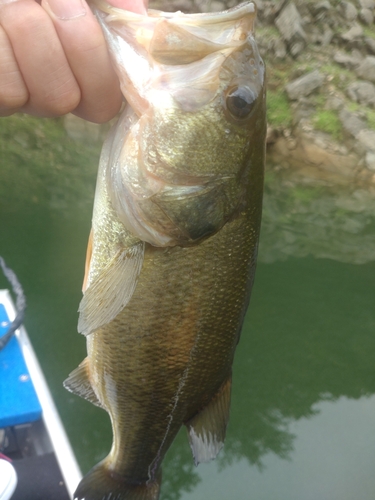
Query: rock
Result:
<box><xmin>333</xmin><ymin>50</ymin><xmax>361</xmax><ymax>70</ymax></box>
<box><xmin>325</xmin><ymin>96</ymin><xmax>345</xmax><ymax>111</ymax></box>
<box><xmin>205</xmin><ymin>0</ymin><xmax>225</xmax><ymax>12</ymax></box>
<box><xmin>310</xmin><ymin>0</ymin><xmax>332</xmax><ymax>15</ymax></box>
<box><xmin>285</xmin><ymin>70</ymin><xmax>324</xmax><ymax>100</ymax></box>
<box><xmin>347</xmin><ymin>80</ymin><xmax>375</xmax><ymax>107</ymax></box>
<box><xmin>356</xmin><ymin>129</ymin><xmax>375</xmax><ymax>152</ymax></box>
<box><xmin>266</xmin><ymin>125</ymin><xmax>278</xmax><ymax>144</ymax></box>
<box><xmin>260</xmin><ymin>0</ymin><xmax>286</xmax><ymax>23</ymax></box>
<box><xmin>359</xmin><ymin>7</ymin><xmax>374</xmax><ymax>23</ymax></box>
<box><xmin>340</xmin><ymin>23</ymin><xmax>363</xmax><ymax>43</ymax></box>
<box><xmin>356</xmin><ymin>56</ymin><xmax>375</xmax><ymax>83</ymax></box>
<box><xmin>150</xmin><ymin>0</ymin><xmax>195</xmax><ymax>12</ymax></box>
<box><xmin>359</xmin><ymin>0</ymin><xmax>375</xmax><ymax>8</ymax></box>
<box><xmin>275</xmin><ymin>2</ymin><xmax>307</xmax><ymax>57</ymax></box>
<box><xmin>339</xmin><ymin>108</ymin><xmax>367</xmax><ymax>137</ymax></box>
<box><xmin>320</xmin><ymin>25</ymin><xmax>334</xmax><ymax>46</ymax></box>
<box><xmin>366</xmin><ymin>151</ymin><xmax>375</xmax><ymax>171</ymax></box>
<box><xmin>341</xmin><ymin>1</ymin><xmax>358</xmax><ymax>20</ymax></box>
<box><xmin>273</xmin><ymin>38</ymin><xmax>287</xmax><ymax>59</ymax></box>
<box><xmin>253</xmin><ymin>0</ymin><xmax>264</xmax><ymax>10</ymax></box>
<box><xmin>366</xmin><ymin>37</ymin><xmax>375</xmax><ymax>55</ymax></box>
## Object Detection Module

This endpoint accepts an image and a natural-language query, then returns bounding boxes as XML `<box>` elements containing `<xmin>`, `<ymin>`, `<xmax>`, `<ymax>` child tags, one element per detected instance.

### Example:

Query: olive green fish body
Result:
<box><xmin>88</xmin><ymin>187</ymin><xmax>263</xmax><ymax>479</ymax></box>
<box><xmin>65</xmin><ymin>2</ymin><xmax>266</xmax><ymax>499</ymax></box>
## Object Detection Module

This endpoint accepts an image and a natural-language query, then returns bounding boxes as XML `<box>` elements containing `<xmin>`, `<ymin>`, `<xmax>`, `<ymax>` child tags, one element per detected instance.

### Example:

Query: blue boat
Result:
<box><xmin>0</xmin><ymin>289</ymin><xmax>81</xmax><ymax>500</ymax></box>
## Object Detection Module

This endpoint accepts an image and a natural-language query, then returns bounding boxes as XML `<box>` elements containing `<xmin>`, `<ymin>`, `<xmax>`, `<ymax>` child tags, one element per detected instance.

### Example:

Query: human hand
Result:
<box><xmin>0</xmin><ymin>0</ymin><xmax>147</xmax><ymax>122</ymax></box>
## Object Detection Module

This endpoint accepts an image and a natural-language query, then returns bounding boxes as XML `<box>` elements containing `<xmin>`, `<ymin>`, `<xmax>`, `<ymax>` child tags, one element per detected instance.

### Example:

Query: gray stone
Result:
<box><xmin>347</xmin><ymin>80</ymin><xmax>375</xmax><ymax>107</ymax></box>
<box><xmin>356</xmin><ymin>56</ymin><xmax>375</xmax><ymax>83</ymax></box>
<box><xmin>341</xmin><ymin>1</ymin><xmax>358</xmax><ymax>20</ymax></box>
<box><xmin>325</xmin><ymin>96</ymin><xmax>345</xmax><ymax>111</ymax></box>
<box><xmin>365</xmin><ymin>151</ymin><xmax>375</xmax><ymax>171</ymax></box>
<box><xmin>366</xmin><ymin>37</ymin><xmax>375</xmax><ymax>55</ymax></box>
<box><xmin>357</xmin><ymin>129</ymin><xmax>375</xmax><ymax>151</ymax></box>
<box><xmin>359</xmin><ymin>0</ymin><xmax>375</xmax><ymax>9</ymax></box>
<box><xmin>285</xmin><ymin>70</ymin><xmax>324</xmax><ymax>100</ymax></box>
<box><xmin>310</xmin><ymin>0</ymin><xmax>332</xmax><ymax>15</ymax></box>
<box><xmin>333</xmin><ymin>51</ymin><xmax>361</xmax><ymax>70</ymax></box>
<box><xmin>275</xmin><ymin>2</ymin><xmax>307</xmax><ymax>57</ymax></box>
<box><xmin>339</xmin><ymin>108</ymin><xmax>367</xmax><ymax>137</ymax></box>
<box><xmin>273</xmin><ymin>38</ymin><xmax>287</xmax><ymax>59</ymax></box>
<box><xmin>206</xmin><ymin>1</ymin><xmax>225</xmax><ymax>12</ymax></box>
<box><xmin>340</xmin><ymin>24</ymin><xmax>364</xmax><ymax>43</ymax></box>
<box><xmin>261</xmin><ymin>1</ymin><xmax>285</xmax><ymax>23</ymax></box>
<box><xmin>359</xmin><ymin>7</ymin><xmax>374</xmax><ymax>23</ymax></box>
<box><xmin>320</xmin><ymin>25</ymin><xmax>334</xmax><ymax>46</ymax></box>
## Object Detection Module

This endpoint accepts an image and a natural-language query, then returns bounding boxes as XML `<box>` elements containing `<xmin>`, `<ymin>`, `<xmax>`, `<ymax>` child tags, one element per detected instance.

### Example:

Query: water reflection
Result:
<box><xmin>159</xmin><ymin>256</ymin><xmax>375</xmax><ymax>499</ymax></box>
<box><xmin>260</xmin><ymin>168</ymin><xmax>375</xmax><ymax>264</ymax></box>
<box><xmin>1</xmin><ymin>115</ymin><xmax>374</xmax><ymax>499</ymax></box>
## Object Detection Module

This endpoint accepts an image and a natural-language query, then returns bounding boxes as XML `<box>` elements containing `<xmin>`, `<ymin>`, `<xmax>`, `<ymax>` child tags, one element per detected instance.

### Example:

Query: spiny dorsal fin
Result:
<box><xmin>63</xmin><ymin>358</ymin><xmax>103</xmax><ymax>408</ymax></box>
<box><xmin>78</xmin><ymin>242</ymin><xmax>144</xmax><ymax>336</ymax></box>
<box><xmin>185</xmin><ymin>376</ymin><xmax>232</xmax><ymax>465</ymax></box>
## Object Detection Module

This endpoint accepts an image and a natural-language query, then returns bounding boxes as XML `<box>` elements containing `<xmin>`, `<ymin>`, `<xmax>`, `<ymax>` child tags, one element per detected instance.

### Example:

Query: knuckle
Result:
<box><xmin>43</xmin><ymin>82</ymin><xmax>81</xmax><ymax>116</ymax></box>
<box><xmin>0</xmin><ymin>81</ymin><xmax>28</xmax><ymax>111</ymax></box>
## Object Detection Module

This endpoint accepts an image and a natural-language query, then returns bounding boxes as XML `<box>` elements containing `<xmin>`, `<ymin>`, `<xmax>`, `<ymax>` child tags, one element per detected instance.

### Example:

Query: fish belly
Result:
<box><xmin>86</xmin><ymin>206</ymin><xmax>260</xmax><ymax>481</ymax></box>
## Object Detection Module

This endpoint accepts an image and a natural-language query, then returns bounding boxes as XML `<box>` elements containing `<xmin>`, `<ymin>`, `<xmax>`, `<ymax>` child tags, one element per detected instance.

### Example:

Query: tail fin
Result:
<box><xmin>74</xmin><ymin>461</ymin><xmax>161</xmax><ymax>500</ymax></box>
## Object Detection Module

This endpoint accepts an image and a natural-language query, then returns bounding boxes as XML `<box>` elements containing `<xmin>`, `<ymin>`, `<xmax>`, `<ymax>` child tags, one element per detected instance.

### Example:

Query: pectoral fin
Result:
<box><xmin>78</xmin><ymin>242</ymin><xmax>144</xmax><ymax>336</ymax></box>
<box><xmin>63</xmin><ymin>358</ymin><xmax>103</xmax><ymax>408</ymax></box>
<box><xmin>185</xmin><ymin>376</ymin><xmax>232</xmax><ymax>465</ymax></box>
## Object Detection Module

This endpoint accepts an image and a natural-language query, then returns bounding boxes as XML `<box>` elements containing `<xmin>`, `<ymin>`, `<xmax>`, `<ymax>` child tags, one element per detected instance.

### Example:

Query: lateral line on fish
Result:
<box><xmin>148</xmin><ymin>333</ymin><xmax>201</xmax><ymax>481</ymax></box>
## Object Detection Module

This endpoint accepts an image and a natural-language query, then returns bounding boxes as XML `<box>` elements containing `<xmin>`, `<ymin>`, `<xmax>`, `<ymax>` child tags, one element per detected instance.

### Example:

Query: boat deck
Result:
<box><xmin>0</xmin><ymin>290</ymin><xmax>81</xmax><ymax>500</ymax></box>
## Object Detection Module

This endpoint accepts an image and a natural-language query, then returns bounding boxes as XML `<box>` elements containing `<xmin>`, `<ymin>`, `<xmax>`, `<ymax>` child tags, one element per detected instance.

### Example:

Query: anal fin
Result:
<box><xmin>185</xmin><ymin>376</ymin><xmax>232</xmax><ymax>466</ymax></box>
<box><xmin>63</xmin><ymin>358</ymin><xmax>103</xmax><ymax>409</ymax></box>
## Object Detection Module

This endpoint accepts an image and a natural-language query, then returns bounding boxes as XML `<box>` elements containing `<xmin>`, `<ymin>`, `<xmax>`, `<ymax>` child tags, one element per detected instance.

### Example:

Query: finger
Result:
<box><xmin>0</xmin><ymin>0</ymin><xmax>81</xmax><ymax>117</ymax></box>
<box><xmin>0</xmin><ymin>24</ymin><xmax>28</xmax><ymax>116</ymax></box>
<box><xmin>107</xmin><ymin>0</ymin><xmax>148</xmax><ymax>13</ymax></box>
<box><xmin>42</xmin><ymin>0</ymin><xmax>122</xmax><ymax>123</ymax></box>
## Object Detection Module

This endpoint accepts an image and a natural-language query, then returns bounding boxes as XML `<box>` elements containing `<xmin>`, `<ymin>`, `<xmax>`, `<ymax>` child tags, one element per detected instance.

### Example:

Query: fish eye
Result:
<box><xmin>225</xmin><ymin>86</ymin><xmax>257</xmax><ymax>120</ymax></box>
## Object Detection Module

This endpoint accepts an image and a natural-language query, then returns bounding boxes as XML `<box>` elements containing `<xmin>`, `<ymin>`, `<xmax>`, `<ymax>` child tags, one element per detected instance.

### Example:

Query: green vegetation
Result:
<box><xmin>320</xmin><ymin>63</ymin><xmax>355</xmax><ymax>91</ymax></box>
<box><xmin>363</xmin><ymin>26</ymin><xmax>375</xmax><ymax>39</ymax></box>
<box><xmin>257</xmin><ymin>26</ymin><xmax>280</xmax><ymax>41</ymax></box>
<box><xmin>267</xmin><ymin>90</ymin><xmax>293</xmax><ymax>128</ymax></box>
<box><xmin>0</xmin><ymin>114</ymin><xmax>101</xmax><ymax>213</ymax></box>
<box><xmin>366</xmin><ymin>109</ymin><xmax>375</xmax><ymax>130</ymax></box>
<box><xmin>312</xmin><ymin>110</ymin><xmax>343</xmax><ymax>140</ymax></box>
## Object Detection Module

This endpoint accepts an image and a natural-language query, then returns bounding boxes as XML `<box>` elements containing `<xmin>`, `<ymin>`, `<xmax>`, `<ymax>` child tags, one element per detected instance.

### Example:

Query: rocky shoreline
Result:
<box><xmin>146</xmin><ymin>0</ymin><xmax>375</xmax><ymax>187</ymax></box>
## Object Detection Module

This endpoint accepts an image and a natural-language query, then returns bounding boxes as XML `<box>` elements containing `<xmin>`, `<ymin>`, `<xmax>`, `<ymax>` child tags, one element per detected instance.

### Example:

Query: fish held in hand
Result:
<box><xmin>65</xmin><ymin>1</ymin><xmax>266</xmax><ymax>499</ymax></box>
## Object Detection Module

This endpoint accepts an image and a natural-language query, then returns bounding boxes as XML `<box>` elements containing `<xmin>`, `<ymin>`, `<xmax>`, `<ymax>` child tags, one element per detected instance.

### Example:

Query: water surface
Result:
<box><xmin>0</xmin><ymin>115</ymin><xmax>374</xmax><ymax>499</ymax></box>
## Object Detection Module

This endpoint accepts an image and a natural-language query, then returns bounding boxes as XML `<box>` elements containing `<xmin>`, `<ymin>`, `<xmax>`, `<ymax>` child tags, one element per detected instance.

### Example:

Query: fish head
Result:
<box><xmin>91</xmin><ymin>1</ymin><xmax>266</xmax><ymax>246</ymax></box>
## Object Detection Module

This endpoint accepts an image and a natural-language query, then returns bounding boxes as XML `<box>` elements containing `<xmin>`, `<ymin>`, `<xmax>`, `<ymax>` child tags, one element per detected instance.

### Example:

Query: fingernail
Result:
<box><xmin>46</xmin><ymin>0</ymin><xmax>87</xmax><ymax>20</ymax></box>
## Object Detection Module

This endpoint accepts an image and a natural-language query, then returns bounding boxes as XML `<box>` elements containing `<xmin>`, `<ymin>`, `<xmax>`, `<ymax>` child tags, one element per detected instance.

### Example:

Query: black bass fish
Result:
<box><xmin>65</xmin><ymin>1</ymin><xmax>266</xmax><ymax>499</ymax></box>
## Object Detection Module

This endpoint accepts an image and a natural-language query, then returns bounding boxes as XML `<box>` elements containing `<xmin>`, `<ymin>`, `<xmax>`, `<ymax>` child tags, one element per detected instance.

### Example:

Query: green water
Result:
<box><xmin>1</xmin><ymin>115</ymin><xmax>375</xmax><ymax>499</ymax></box>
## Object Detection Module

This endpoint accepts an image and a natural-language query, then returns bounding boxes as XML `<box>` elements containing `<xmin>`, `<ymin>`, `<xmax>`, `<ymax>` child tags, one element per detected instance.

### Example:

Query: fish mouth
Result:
<box><xmin>90</xmin><ymin>1</ymin><xmax>258</xmax><ymax>115</ymax></box>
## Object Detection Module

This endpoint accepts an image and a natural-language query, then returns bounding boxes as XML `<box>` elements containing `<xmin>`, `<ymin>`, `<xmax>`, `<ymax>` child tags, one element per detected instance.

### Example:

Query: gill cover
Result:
<box><xmin>90</xmin><ymin>0</ymin><xmax>264</xmax><ymax>247</ymax></box>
